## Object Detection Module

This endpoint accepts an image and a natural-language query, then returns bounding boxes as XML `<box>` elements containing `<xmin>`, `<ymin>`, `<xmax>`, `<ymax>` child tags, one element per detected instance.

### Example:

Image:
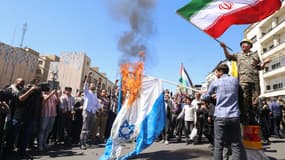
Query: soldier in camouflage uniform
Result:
<box><xmin>220</xmin><ymin>39</ymin><xmax>271</xmax><ymax>125</ymax></box>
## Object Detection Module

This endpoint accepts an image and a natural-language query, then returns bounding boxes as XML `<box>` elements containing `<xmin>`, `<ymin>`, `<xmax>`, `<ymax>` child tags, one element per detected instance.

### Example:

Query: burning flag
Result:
<box><xmin>176</xmin><ymin>0</ymin><xmax>281</xmax><ymax>38</ymax></box>
<box><xmin>99</xmin><ymin>76</ymin><xmax>166</xmax><ymax>160</ymax></box>
<box><xmin>102</xmin><ymin>0</ymin><xmax>161</xmax><ymax>158</ymax></box>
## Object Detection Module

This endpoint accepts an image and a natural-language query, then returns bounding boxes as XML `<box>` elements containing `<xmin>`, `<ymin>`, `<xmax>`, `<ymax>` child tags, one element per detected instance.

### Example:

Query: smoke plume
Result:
<box><xmin>105</xmin><ymin>0</ymin><xmax>156</xmax><ymax>63</ymax></box>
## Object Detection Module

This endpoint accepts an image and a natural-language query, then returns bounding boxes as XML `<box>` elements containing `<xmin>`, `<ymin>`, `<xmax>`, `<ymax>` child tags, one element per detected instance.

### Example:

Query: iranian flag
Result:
<box><xmin>177</xmin><ymin>0</ymin><xmax>282</xmax><ymax>38</ymax></box>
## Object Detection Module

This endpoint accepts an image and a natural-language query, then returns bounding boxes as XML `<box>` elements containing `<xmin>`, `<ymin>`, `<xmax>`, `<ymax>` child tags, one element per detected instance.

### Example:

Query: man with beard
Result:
<box><xmin>80</xmin><ymin>72</ymin><xmax>99</xmax><ymax>150</ymax></box>
<box><xmin>220</xmin><ymin>39</ymin><xmax>271</xmax><ymax>125</ymax></box>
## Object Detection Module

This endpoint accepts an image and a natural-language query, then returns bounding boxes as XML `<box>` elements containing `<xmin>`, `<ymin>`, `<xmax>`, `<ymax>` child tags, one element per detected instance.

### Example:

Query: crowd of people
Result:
<box><xmin>0</xmin><ymin>39</ymin><xmax>285</xmax><ymax>160</ymax></box>
<box><xmin>0</xmin><ymin>74</ymin><xmax>119</xmax><ymax>159</ymax></box>
<box><xmin>0</xmin><ymin>71</ymin><xmax>284</xmax><ymax>160</ymax></box>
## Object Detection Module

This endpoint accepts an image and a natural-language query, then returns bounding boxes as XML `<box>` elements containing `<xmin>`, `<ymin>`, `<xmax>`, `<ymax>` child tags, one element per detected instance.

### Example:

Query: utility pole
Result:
<box><xmin>20</xmin><ymin>22</ymin><xmax>27</xmax><ymax>48</ymax></box>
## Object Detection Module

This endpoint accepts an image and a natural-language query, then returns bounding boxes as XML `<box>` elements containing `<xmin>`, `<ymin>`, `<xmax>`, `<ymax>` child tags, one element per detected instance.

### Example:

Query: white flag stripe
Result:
<box><xmin>100</xmin><ymin>76</ymin><xmax>165</xmax><ymax>159</ymax></box>
<box><xmin>191</xmin><ymin>0</ymin><xmax>258</xmax><ymax>30</ymax></box>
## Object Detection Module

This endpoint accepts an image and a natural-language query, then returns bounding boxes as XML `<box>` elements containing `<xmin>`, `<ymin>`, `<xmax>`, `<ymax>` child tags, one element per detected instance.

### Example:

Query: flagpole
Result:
<box><xmin>147</xmin><ymin>75</ymin><xmax>200</xmax><ymax>92</ymax></box>
<box><xmin>176</xmin><ymin>12</ymin><xmax>233</xmax><ymax>51</ymax></box>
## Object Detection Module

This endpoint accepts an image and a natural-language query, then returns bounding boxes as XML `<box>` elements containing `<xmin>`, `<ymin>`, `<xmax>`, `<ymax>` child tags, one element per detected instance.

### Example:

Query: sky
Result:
<box><xmin>0</xmin><ymin>0</ymin><xmax>248</xmax><ymax>92</ymax></box>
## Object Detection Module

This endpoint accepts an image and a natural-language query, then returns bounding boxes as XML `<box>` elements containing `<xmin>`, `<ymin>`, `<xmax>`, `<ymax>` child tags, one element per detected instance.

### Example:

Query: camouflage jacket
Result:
<box><xmin>233</xmin><ymin>51</ymin><xmax>261</xmax><ymax>83</ymax></box>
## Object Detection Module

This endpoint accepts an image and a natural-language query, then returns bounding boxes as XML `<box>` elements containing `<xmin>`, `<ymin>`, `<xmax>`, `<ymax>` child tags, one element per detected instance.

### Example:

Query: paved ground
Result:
<box><xmin>29</xmin><ymin>137</ymin><xmax>285</xmax><ymax>160</ymax></box>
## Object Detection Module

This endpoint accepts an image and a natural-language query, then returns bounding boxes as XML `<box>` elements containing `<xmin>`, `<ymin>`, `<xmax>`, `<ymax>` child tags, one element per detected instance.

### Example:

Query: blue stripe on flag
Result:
<box><xmin>120</xmin><ymin>92</ymin><xmax>166</xmax><ymax>159</ymax></box>
<box><xmin>117</xmin><ymin>78</ymin><xmax>123</xmax><ymax>113</ymax></box>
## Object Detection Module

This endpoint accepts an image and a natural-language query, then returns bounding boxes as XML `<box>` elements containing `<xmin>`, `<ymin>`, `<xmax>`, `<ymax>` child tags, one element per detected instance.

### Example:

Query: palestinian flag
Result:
<box><xmin>179</xmin><ymin>63</ymin><xmax>193</xmax><ymax>88</ymax></box>
<box><xmin>177</xmin><ymin>0</ymin><xmax>282</xmax><ymax>38</ymax></box>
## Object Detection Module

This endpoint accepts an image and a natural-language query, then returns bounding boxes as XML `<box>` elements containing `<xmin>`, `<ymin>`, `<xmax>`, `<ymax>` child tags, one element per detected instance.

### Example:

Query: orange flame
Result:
<box><xmin>120</xmin><ymin>57</ymin><xmax>144</xmax><ymax>107</ymax></box>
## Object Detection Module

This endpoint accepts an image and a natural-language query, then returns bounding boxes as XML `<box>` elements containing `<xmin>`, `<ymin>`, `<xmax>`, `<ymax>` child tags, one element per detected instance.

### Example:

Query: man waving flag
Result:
<box><xmin>177</xmin><ymin>0</ymin><xmax>282</xmax><ymax>38</ymax></box>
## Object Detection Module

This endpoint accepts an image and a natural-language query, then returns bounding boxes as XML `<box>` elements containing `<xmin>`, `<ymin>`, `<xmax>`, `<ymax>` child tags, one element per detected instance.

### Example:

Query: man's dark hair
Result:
<box><xmin>65</xmin><ymin>87</ymin><xmax>72</xmax><ymax>91</ymax></box>
<box><xmin>39</xmin><ymin>82</ymin><xmax>50</xmax><ymax>92</ymax></box>
<box><xmin>216</xmin><ymin>64</ymin><xmax>229</xmax><ymax>74</ymax></box>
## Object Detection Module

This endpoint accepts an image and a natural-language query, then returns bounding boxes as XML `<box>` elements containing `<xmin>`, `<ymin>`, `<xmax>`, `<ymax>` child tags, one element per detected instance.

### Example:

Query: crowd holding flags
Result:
<box><xmin>99</xmin><ymin>0</ymin><xmax>283</xmax><ymax>159</ymax></box>
<box><xmin>177</xmin><ymin>0</ymin><xmax>282</xmax><ymax>38</ymax></box>
<box><xmin>176</xmin><ymin>1</ymin><xmax>282</xmax><ymax>160</ymax></box>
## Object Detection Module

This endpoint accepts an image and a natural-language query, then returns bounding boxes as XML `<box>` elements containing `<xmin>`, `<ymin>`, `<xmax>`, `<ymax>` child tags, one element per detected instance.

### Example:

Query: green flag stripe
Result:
<box><xmin>176</xmin><ymin>0</ymin><xmax>213</xmax><ymax>20</ymax></box>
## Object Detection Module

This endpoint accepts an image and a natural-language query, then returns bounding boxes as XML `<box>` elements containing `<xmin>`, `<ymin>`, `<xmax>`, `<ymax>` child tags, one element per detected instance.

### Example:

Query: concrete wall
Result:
<box><xmin>47</xmin><ymin>52</ymin><xmax>115</xmax><ymax>95</ymax></box>
<box><xmin>56</xmin><ymin>52</ymin><xmax>88</xmax><ymax>94</ymax></box>
<box><xmin>0</xmin><ymin>42</ymin><xmax>39</xmax><ymax>87</ymax></box>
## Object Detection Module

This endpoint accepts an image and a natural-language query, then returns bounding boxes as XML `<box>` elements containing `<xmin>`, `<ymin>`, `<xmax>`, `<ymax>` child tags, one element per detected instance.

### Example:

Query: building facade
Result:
<box><xmin>244</xmin><ymin>1</ymin><xmax>285</xmax><ymax>97</ymax></box>
<box><xmin>48</xmin><ymin>52</ymin><xmax>91</xmax><ymax>94</ymax></box>
<box><xmin>0</xmin><ymin>42</ymin><xmax>39</xmax><ymax>87</ymax></box>
<box><xmin>48</xmin><ymin>52</ymin><xmax>115</xmax><ymax>95</ymax></box>
<box><xmin>35</xmin><ymin>55</ymin><xmax>60</xmax><ymax>82</ymax></box>
<box><xmin>88</xmin><ymin>67</ymin><xmax>115</xmax><ymax>95</ymax></box>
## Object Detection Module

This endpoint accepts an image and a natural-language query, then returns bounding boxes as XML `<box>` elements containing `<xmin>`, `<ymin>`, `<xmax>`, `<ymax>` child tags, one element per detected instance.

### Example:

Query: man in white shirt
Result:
<box><xmin>178</xmin><ymin>96</ymin><xmax>196</xmax><ymax>144</ymax></box>
<box><xmin>192</xmin><ymin>92</ymin><xmax>201</xmax><ymax>110</ymax></box>
<box><xmin>80</xmin><ymin>72</ymin><xmax>100</xmax><ymax>149</ymax></box>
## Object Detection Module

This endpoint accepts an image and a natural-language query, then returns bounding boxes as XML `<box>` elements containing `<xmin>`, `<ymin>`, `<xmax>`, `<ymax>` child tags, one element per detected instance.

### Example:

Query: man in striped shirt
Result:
<box><xmin>59</xmin><ymin>87</ymin><xmax>75</xmax><ymax>145</ymax></box>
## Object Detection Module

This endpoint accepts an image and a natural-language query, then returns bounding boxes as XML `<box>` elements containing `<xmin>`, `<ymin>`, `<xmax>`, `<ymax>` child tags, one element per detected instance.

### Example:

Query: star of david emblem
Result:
<box><xmin>119</xmin><ymin>120</ymin><xmax>135</xmax><ymax>140</ymax></box>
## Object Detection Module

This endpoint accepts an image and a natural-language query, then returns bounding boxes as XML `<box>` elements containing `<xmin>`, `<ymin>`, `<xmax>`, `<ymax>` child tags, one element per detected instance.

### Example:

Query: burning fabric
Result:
<box><xmin>99</xmin><ymin>76</ymin><xmax>165</xmax><ymax>160</ymax></box>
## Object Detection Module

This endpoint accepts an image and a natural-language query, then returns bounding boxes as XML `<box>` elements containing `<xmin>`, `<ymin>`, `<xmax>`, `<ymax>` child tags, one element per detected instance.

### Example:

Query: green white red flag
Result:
<box><xmin>177</xmin><ymin>0</ymin><xmax>282</xmax><ymax>38</ymax></box>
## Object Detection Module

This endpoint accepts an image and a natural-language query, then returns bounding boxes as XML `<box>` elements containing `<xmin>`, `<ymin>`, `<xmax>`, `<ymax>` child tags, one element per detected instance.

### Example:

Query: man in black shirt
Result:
<box><xmin>17</xmin><ymin>82</ymin><xmax>43</xmax><ymax>158</ymax></box>
<box><xmin>3</xmin><ymin>78</ymin><xmax>25</xmax><ymax>158</ymax></box>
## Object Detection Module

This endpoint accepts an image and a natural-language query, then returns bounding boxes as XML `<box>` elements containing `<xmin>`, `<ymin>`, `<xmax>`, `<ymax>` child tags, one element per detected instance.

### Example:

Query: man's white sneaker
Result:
<box><xmin>165</xmin><ymin>140</ymin><xmax>169</xmax><ymax>145</ymax></box>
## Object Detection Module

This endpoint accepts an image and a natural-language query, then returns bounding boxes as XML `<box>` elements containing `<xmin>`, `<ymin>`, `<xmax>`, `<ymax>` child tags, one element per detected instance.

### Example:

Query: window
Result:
<box><xmin>272</xmin><ymin>62</ymin><xmax>281</xmax><ymax>70</ymax></box>
<box><xmin>264</xmin><ymin>67</ymin><xmax>269</xmax><ymax>72</ymax></box>
<box><xmin>273</xmin><ymin>82</ymin><xmax>283</xmax><ymax>90</ymax></box>
<box><xmin>266</xmin><ymin>85</ymin><xmax>271</xmax><ymax>91</ymax></box>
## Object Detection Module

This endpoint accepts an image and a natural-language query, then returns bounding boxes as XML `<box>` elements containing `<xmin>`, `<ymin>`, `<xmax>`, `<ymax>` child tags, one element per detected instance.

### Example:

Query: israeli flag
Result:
<box><xmin>100</xmin><ymin>76</ymin><xmax>166</xmax><ymax>160</ymax></box>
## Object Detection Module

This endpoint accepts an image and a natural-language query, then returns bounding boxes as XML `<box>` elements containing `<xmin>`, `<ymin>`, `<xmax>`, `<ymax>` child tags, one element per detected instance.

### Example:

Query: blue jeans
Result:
<box><xmin>214</xmin><ymin>117</ymin><xmax>246</xmax><ymax>160</ymax></box>
<box><xmin>39</xmin><ymin>117</ymin><xmax>55</xmax><ymax>150</ymax></box>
